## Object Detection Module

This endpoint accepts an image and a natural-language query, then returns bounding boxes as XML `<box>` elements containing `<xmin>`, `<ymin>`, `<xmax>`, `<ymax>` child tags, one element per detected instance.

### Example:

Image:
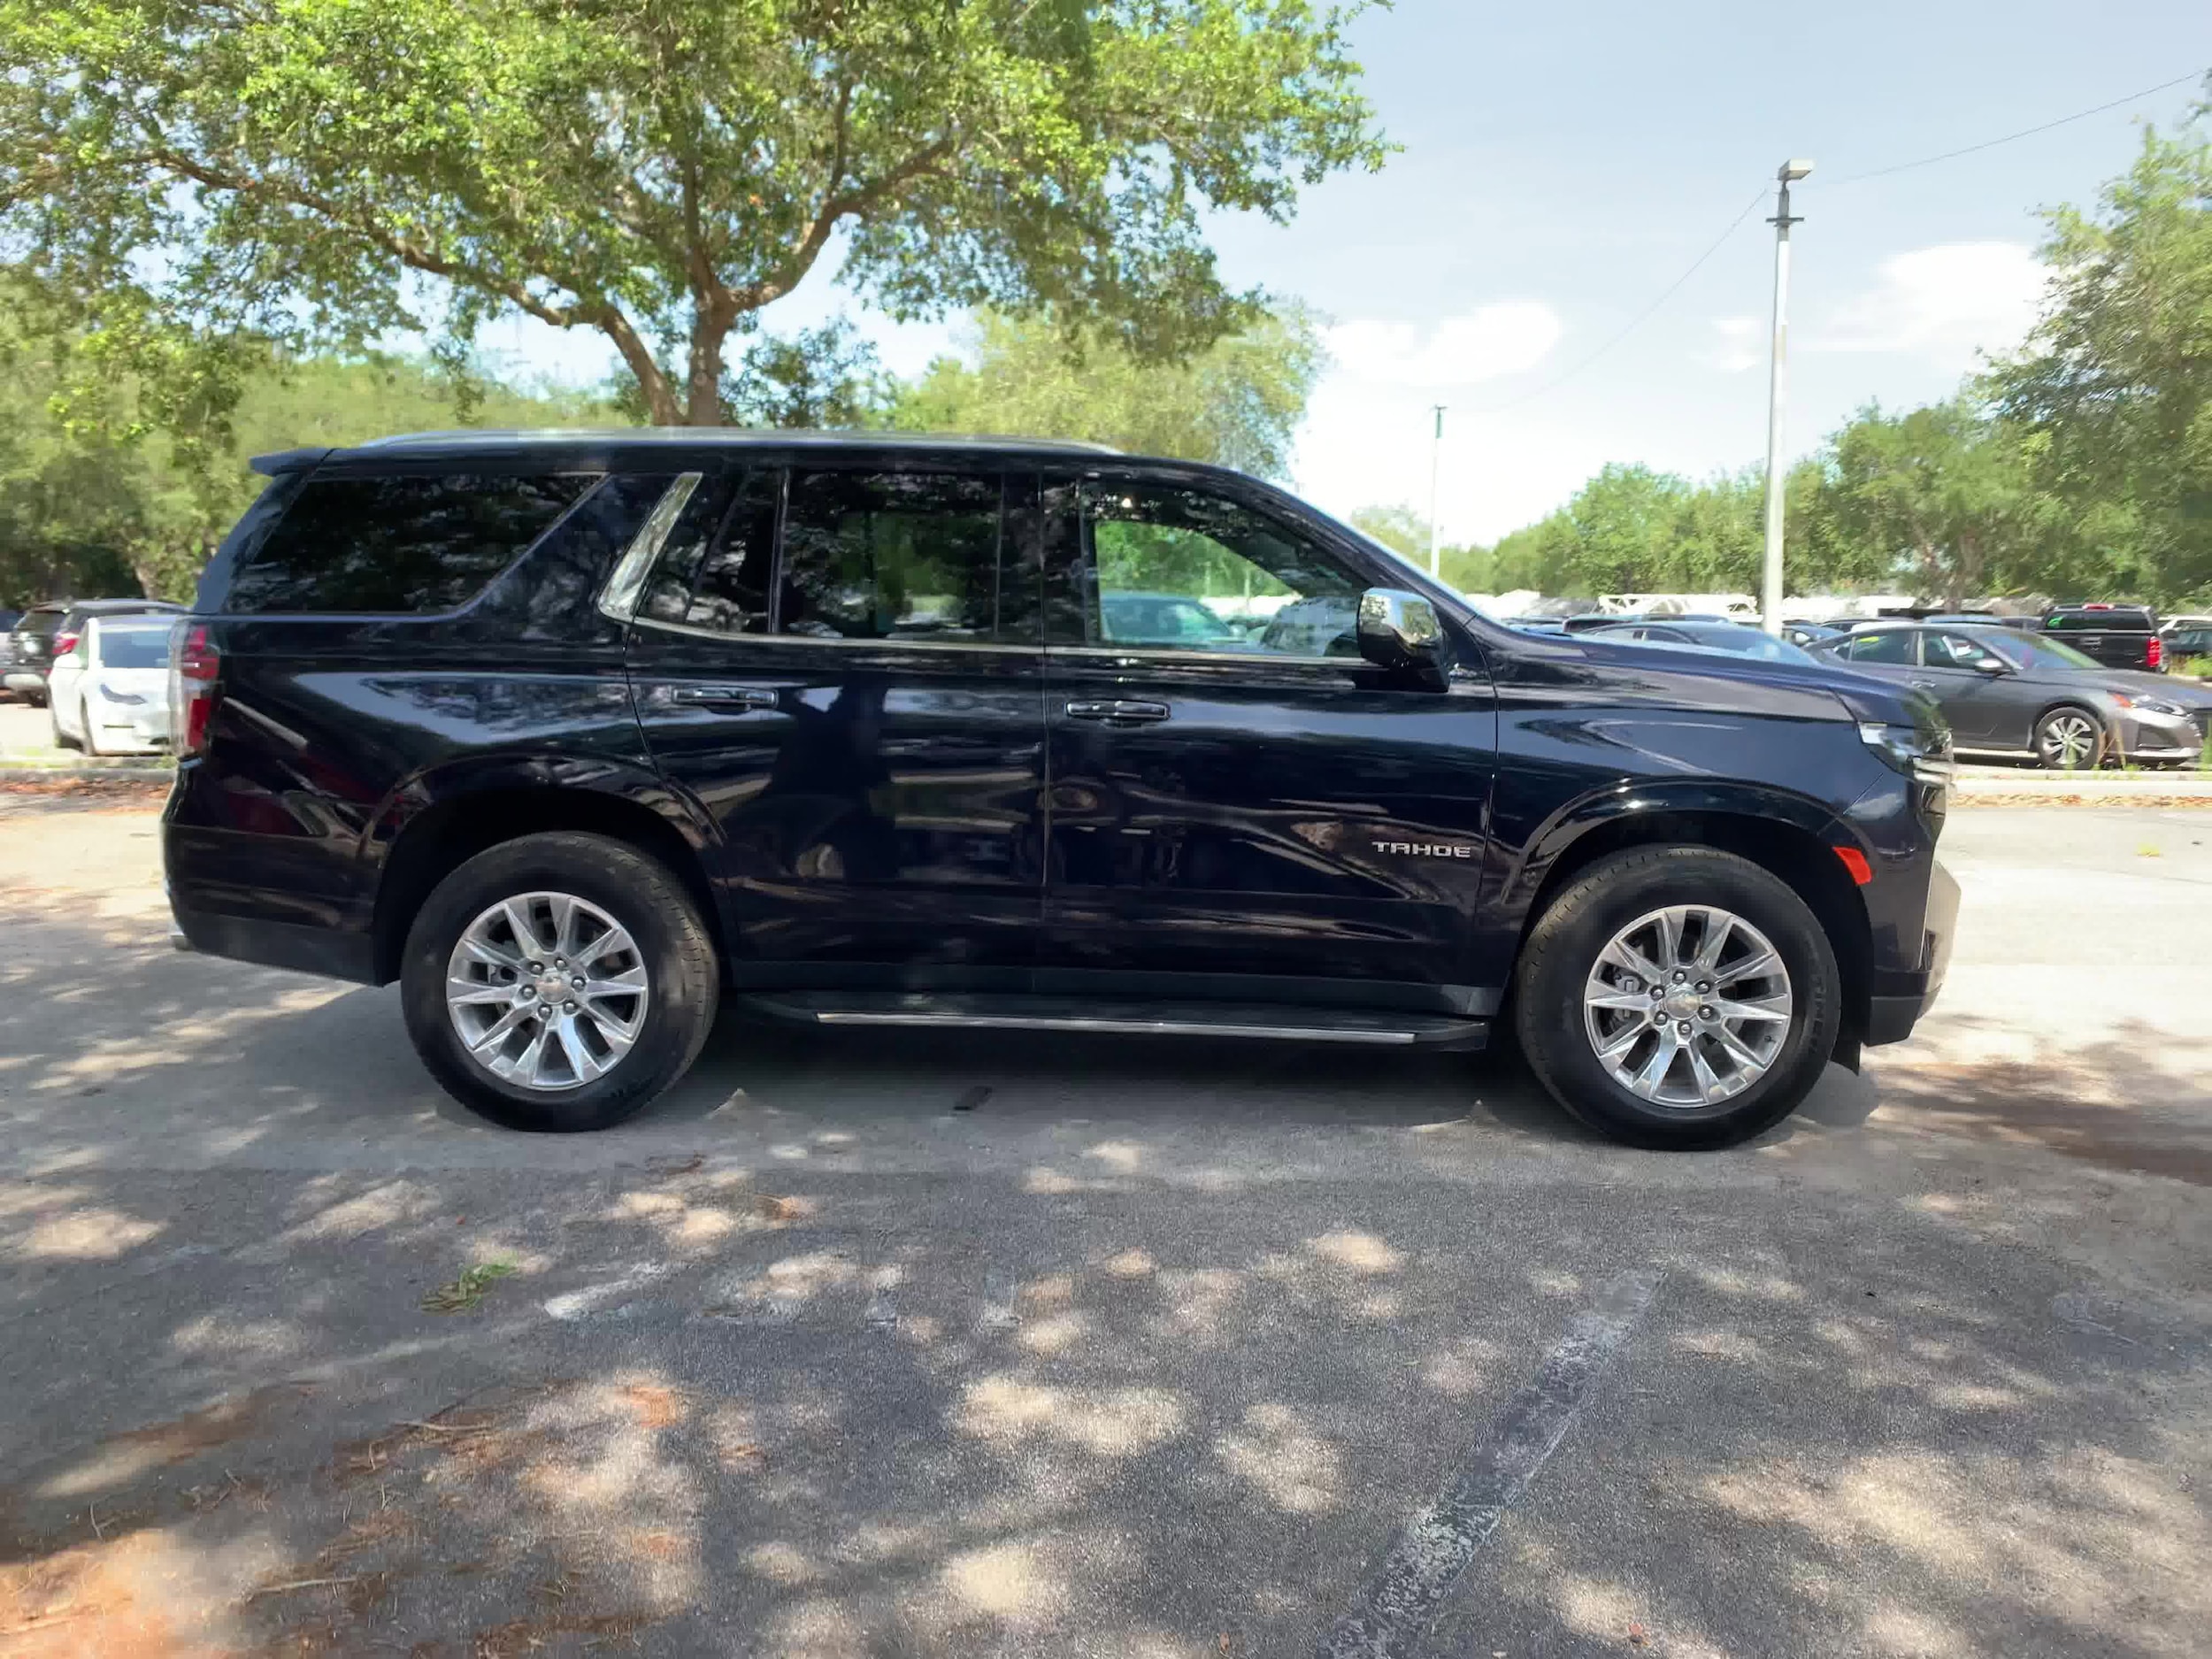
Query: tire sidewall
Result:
<box><xmin>400</xmin><ymin>836</ymin><xmax>715</xmax><ymax>1132</ymax></box>
<box><xmin>1517</xmin><ymin>850</ymin><xmax>1839</xmax><ymax>1148</ymax></box>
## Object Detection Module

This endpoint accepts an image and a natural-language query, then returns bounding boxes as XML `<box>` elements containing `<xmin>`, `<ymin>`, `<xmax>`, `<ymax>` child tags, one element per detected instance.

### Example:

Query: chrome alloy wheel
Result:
<box><xmin>1582</xmin><ymin>905</ymin><xmax>1793</xmax><ymax>1109</ymax></box>
<box><xmin>2039</xmin><ymin>711</ymin><xmax>2100</xmax><ymax>769</ymax></box>
<box><xmin>445</xmin><ymin>891</ymin><xmax>649</xmax><ymax>1091</ymax></box>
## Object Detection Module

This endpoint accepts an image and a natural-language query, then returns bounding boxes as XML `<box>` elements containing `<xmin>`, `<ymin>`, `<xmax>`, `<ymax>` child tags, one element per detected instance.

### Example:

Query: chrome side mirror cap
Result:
<box><xmin>1356</xmin><ymin>588</ymin><xmax>1448</xmax><ymax>687</ymax></box>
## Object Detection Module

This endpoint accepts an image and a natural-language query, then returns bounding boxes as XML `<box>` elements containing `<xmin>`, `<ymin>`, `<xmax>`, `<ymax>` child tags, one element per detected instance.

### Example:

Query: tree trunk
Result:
<box><xmin>685</xmin><ymin>307</ymin><xmax>732</xmax><ymax>427</ymax></box>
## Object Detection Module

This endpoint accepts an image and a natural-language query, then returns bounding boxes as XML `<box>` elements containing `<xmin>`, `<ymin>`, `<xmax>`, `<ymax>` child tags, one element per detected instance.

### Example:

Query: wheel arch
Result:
<box><xmin>1511</xmin><ymin>793</ymin><xmax>1873</xmax><ymax>1062</ymax></box>
<box><xmin>365</xmin><ymin>762</ymin><xmax>725</xmax><ymax>986</ymax></box>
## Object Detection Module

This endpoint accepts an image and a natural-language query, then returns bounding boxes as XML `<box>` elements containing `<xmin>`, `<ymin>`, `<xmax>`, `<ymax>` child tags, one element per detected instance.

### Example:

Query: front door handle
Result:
<box><xmin>1064</xmin><ymin>698</ymin><xmax>1171</xmax><ymax>726</ymax></box>
<box><xmin>670</xmin><ymin>684</ymin><xmax>779</xmax><ymax>710</ymax></box>
<box><xmin>1909</xmin><ymin>678</ymin><xmax>1938</xmax><ymax>691</ymax></box>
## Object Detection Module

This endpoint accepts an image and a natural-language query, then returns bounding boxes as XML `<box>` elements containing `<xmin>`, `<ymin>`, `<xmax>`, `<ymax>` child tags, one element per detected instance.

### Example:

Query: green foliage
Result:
<box><xmin>893</xmin><ymin>305</ymin><xmax>1325</xmax><ymax>478</ymax></box>
<box><xmin>2</xmin><ymin>0</ymin><xmax>1389</xmax><ymax>426</ymax></box>
<box><xmin>0</xmin><ymin>334</ymin><xmax>614</xmax><ymax>604</ymax></box>
<box><xmin>1992</xmin><ymin>111</ymin><xmax>2212</xmax><ymax>603</ymax></box>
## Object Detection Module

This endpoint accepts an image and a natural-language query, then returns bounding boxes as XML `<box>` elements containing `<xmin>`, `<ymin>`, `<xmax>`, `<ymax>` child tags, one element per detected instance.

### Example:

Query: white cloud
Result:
<box><xmin>1325</xmin><ymin>303</ymin><xmax>1564</xmax><ymax>387</ymax></box>
<box><xmin>1809</xmin><ymin>242</ymin><xmax>2046</xmax><ymax>367</ymax></box>
<box><xmin>1707</xmin><ymin>314</ymin><xmax>1763</xmax><ymax>375</ymax></box>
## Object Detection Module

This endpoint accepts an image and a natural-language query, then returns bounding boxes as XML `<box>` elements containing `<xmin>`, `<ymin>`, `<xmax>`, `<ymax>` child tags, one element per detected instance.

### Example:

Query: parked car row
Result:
<box><xmin>2</xmin><ymin>597</ymin><xmax>183</xmax><ymax>752</ymax></box>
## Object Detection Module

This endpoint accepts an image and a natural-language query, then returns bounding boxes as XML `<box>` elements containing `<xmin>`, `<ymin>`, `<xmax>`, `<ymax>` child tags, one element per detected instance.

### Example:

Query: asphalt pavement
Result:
<box><xmin>1</xmin><ymin>789</ymin><xmax>2208</xmax><ymax>1657</ymax></box>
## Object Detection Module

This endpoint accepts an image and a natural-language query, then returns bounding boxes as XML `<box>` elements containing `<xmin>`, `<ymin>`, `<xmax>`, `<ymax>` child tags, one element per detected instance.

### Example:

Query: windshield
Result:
<box><xmin>1991</xmin><ymin>632</ymin><xmax>2102</xmax><ymax>672</ymax></box>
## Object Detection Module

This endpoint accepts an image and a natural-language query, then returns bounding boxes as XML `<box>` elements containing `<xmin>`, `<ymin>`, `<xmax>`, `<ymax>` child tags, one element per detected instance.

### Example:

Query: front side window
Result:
<box><xmin>1845</xmin><ymin>630</ymin><xmax>1918</xmax><ymax>665</ymax></box>
<box><xmin>778</xmin><ymin>471</ymin><xmax>1010</xmax><ymax>642</ymax></box>
<box><xmin>1928</xmin><ymin>632</ymin><xmax>2007</xmax><ymax>672</ymax></box>
<box><xmin>1069</xmin><ymin>480</ymin><xmax>1365</xmax><ymax>656</ymax></box>
<box><xmin>223</xmin><ymin>473</ymin><xmax>595</xmax><ymax>613</ymax></box>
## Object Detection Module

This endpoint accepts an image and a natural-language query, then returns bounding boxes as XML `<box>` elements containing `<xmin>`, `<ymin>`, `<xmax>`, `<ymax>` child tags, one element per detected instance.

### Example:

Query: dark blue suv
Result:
<box><xmin>164</xmin><ymin>431</ymin><xmax>1957</xmax><ymax>1148</ymax></box>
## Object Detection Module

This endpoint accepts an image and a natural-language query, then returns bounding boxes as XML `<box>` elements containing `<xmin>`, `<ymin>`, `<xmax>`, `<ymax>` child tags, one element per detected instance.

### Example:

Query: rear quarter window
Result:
<box><xmin>220</xmin><ymin>472</ymin><xmax>596</xmax><ymax>614</ymax></box>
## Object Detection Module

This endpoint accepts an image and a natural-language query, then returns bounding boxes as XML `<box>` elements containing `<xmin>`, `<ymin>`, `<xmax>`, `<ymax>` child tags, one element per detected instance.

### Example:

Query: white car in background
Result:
<box><xmin>50</xmin><ymin>615</ymin><xmax>176</xmax><ymax>755</ymax></box>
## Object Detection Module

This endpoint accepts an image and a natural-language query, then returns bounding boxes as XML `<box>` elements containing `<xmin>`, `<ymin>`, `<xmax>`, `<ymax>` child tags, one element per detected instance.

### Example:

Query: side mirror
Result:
<box><xmin>1356</xmin><ymin>588</ymin><xmax>1449</xmax><ymax>688</ymax></box>
<box><xmin>1976</xmin><ymin>657</ymin><xmax>2014</xmax><ymax>676</ymax></box>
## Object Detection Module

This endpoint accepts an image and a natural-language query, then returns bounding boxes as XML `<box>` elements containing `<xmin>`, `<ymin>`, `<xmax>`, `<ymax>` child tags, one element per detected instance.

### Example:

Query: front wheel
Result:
<box><xmin>399</xmin><ymin>832</ymin><xmax>720</xmax><ymax>1131</ymax></box>
<box><xmin>1514</xmin><ymin>847</ymin><xmax>1842</xmax><ymax>1149</ymax></box>
<box><xmin>2035</xmin><ymin>706</ymin><xmax>2103</xmax><ymax>771</ymax></box>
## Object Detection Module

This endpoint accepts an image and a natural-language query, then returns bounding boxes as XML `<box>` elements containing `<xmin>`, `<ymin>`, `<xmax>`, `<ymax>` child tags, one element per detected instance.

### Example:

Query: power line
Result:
<box><xmin>1830</xmin><ymin>65</ymin><xmax>2208</xmax><ymax>185</ymax></box>
<box><xmin>1459</xmin><ymin>66</ymin><xmax>2206</xmax><ymax>415</ymax></box>
<box><xmin>1471</xmin><ymin>187</ymin><xmax>1768</xmax><ymax>412</ymax></box>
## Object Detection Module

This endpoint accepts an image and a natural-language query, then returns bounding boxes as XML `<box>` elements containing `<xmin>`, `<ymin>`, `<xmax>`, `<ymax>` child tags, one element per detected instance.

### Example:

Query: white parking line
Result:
<box><xmin>1317</xmin><ymin>1265</ymin><xmax>1664</xmax><ymax>1659</ymax></box>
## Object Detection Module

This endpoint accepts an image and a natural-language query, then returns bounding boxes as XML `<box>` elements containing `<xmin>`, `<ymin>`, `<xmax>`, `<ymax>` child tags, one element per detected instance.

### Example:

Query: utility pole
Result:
<box><xmin>1427</xmin><ymin>403</ymin><xmax>1446</xmax><ymax>579</ymax></box>
<box><xmin>1761</xmin><ymin>160</ymin><xmax>1812</xmax><ymax>635</ymax></box>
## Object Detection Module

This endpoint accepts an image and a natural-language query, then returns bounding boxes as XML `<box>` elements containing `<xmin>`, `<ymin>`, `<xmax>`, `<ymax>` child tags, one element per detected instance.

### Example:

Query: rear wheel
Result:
<box><xmin>79</xmin><ymin>700</ymin><xmax>104</xmax><ymax>757</ymax></box>
<box><xmin>400</xmin><ymin>832</ymin><xmax>719</xmax><ymax>1131</ymax></box>
<box><xmin>1514</xmin><ymin>847</ymin><xmax>1841</xmax><ymax>1149</ymax></box>
<box><xmin>50</xmin><ymin>703</ymin><xmax>80</xmax><ymax>751</ymax></box>
<box><xmin>2034</xmin><ymin>706</ymin><xmax>2103</xmax><ymax>771</ymax></box>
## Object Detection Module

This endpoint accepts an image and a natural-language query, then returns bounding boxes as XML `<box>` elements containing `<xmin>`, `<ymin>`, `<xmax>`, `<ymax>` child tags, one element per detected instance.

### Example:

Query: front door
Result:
<box><xmin>1918</xmin><ymin>631</ymin><xmax>2019</xmax><ymax>746</ymax></box>
<box><xmin>625</xmin><ymin>462</ymin><xmax>1047</xmax><ymax>986</ymax></box>
<box><xmin>1036</xmin><ymin>472</ymin><xmax>1498</xmax><ymax>1015</ymax></box>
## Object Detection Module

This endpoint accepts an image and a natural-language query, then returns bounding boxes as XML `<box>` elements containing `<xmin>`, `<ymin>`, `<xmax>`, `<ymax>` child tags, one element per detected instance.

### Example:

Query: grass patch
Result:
<box><xmin>420</xmin><ymin>1261</ymin><xmax>517</xmax><ymax>1315</ymax></box>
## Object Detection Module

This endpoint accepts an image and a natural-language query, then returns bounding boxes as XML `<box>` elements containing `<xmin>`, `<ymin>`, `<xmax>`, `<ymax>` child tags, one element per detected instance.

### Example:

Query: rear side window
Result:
<box><xmin>2047</xmin><ymin>611</ymin><xmax>2151</xmax><ymax>633</ymax></box>
<box><xmin>778</xmin><ymin>471</ymin><xmax>1010</xmax><ymax>642</ymax></box>
<box><xmin>638</xmin><ymin>472</ymin><xmax>782</xmax><ymax>636</ymax></box>
<box><xmin>223</xmin><ymin>473</ymin><xmax>595</xmax><ymax>613</ymax></box>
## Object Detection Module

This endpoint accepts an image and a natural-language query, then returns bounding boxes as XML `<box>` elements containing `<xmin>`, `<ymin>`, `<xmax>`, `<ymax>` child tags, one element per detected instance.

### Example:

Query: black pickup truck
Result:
<box><xmin>162</xmin><ymin>430</ymin><xmax>1958</xmax><ymax>1148</ymax></box>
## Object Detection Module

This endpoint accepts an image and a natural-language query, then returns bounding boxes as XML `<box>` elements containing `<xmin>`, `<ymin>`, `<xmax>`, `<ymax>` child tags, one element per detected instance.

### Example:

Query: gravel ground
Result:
<box><xmin>1</xmin><ymin>794</ymin><xmax>2208</xmax><ymax>1658</ymax></box>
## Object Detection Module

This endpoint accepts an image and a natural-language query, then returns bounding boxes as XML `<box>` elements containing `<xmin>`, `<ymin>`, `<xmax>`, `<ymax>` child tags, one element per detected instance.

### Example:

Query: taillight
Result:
<box><xmin>52</xmin><ymin>629</ymin><xmax>80</xmax><ymax>657</ymax></box>
<box><xmin>2147</xmin><ymin>634</ymin><xmax>2163</xmax><ymax>671</ymax></box>
<box><xmin>170</xmin><ymin>622</ymin><xmax>220</xmax><ymax>757</ymax></box>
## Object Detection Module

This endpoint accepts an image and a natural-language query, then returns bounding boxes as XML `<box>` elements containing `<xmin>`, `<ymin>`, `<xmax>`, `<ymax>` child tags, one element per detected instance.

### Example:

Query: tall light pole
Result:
<box><xmin>1426</xmin><ymin>403</ymin><xmax>1446</xmax><ymax>579</ymax></box>
<box><xmin>1761</xmin><ymin>160</ymin><xmax>1812</xmax><ymax>635</ymax></box>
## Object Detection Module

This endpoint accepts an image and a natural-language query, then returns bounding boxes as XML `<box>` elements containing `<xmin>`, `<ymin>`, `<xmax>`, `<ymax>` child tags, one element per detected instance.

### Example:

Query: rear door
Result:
<box><xmin>1034</xmin><ymin>470</ymin><xmax>1496</xmax><ymax>1013</ymax></box>
<box><xmin>623</xmin><ymin>459</ymin><xmax>1048</xmax><ymax>985</ymax></box>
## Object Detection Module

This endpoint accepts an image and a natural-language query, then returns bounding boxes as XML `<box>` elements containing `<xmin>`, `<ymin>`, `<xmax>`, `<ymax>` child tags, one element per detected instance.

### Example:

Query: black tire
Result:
<box><xmin>79</xmin><ymin>699</ymin><xmax>104</xmax><ymax>757</ymax></box>
<box><xmin>400</xmin><ymin>832</ymin><xmax>719</xmax><ymax>1132</ymax></box>
<box><xmin>1513</xmin><ymin>847</ymin><xmax>1842</xmax><ymax>1150</ymax></box>
<box><xmin>51</xmin><ymin>704</ymin><xmax>81</xmax><ymax>751</ymax></box>
<box><xmin>26</xmin><ymin>685</ymin><xmax>48</xmax><ymax>710</ymax></box>
<box><xmin>2034</xmin><ymin>705</ymin><xmax>2104</xmax><ymax>771</ymax></box>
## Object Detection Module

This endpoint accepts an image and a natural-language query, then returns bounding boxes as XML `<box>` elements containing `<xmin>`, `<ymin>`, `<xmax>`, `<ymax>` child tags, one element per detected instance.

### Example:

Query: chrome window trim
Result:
<box><xmin>595</xmin><ymin>472</ymin><xmax>703</xmax><ymax>623</ymax></box>
<box><xmin>1044</xmin><ymin>643</ymin><xmax>1351</xmax><ymax>670</ymax></box>
<box><xmin>627</xmin><ymin>611</ymin><xmax>1041</xmax><ymax>654</ymax></box>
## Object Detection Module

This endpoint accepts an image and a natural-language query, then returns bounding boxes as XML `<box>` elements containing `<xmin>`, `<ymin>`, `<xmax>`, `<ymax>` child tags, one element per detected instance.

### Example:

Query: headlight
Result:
<box><xmin>1860</xmin><ymin>722</ymin><xmax>1953</xmax><ymax>782</ymax></box>
<box><xmin>2116</xmin><ymin>695</ymin><xmax>2187</xmax><ymax>718</ymax></box>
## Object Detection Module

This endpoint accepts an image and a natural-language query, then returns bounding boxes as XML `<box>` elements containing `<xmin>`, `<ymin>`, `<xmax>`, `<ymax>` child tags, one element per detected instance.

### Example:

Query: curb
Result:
<box><xmin>0</xmin><ymin>764</ymin><xmax>173</xmax><ymax>782</ymax></box>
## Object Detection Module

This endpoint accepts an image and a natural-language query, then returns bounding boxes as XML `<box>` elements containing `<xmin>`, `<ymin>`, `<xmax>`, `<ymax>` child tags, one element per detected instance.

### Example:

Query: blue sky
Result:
<box><xmin>476</xmin><ymin>1</ymin><xmax>2212</xmax><ymax>546</ymax></box>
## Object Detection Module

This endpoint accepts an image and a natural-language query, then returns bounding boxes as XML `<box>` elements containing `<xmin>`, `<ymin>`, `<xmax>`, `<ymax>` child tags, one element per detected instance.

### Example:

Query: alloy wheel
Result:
<box><xmin>1582</xmin><ymin>904</ymin><xmax>1793</xmax><ymax>1109</ymax></box>
<box><xmin>445</xmin><ymin>891</ymin><xmax>649</xmax><ymax>1091</ymax></box>
<box><xmin>2039</xmin><ymin>712</ymin><xmax>2099</xmax><ymax>770</ymax></box>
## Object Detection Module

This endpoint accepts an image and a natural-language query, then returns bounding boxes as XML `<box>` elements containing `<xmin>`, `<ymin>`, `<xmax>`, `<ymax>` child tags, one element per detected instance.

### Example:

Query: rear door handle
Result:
<box><xmin>1064</xmin><ymin>698</ymin><xmax>1171</xmax><ymax>725</ymax></box>
<box><xmin>670</xmin><ymin>684</ymin><xmax>779</xmax><ymax>710</ymax></box>
<box><xmin>1909</xmin><ymin>678</ymin><xmax>1937</xmax><ymax>690</ymax></box>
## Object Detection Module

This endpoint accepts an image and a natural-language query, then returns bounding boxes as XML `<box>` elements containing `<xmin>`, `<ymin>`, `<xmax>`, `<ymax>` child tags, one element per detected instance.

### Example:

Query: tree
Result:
<box><xmin>1821</xmin><ymin>400</ymin><xmax>2048</xmax><ymax>608</ymax></box>
<box><xmin>895</xmin><ymin>304</ymin><xmax>1325</xmax><ymax>477</ymax></box>
<box><xmin>1990</xmin><ymin>107</ymin><xmax>2212</xmax><ymax>601</ymax></box>
<box><xmin>3</xmin><ymin>0</ymin><xmax>1389</xmax><ymax>426</ymax></box>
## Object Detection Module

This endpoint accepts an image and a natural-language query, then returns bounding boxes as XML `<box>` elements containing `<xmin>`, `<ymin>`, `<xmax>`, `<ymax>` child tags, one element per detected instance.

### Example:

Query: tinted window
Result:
<box><xmin>1845</xmin><ymin>630</ymin><xmax>1917</xmax><ymax>664</ymax></box>
<box><xmin>2047</xmin><ymin>611</ymin><xmax>2151</xmax><ymax>633</ymax></box>
<box><xmin>1071</xmin><ymin>481</ymin><xmax>1364</xmax><ymax>655</ymax></box>
<box><xmin>224</xmin><ymin>473</ymin><xmax>595</xmax><ymax>613</ymax></box>
<box><xmin>639</xmin><ymin>472</ymin><xmax>780</xmax><ymax>636</ymax></box>
<box><xmin>96</xmin><ymin>626</ymin><xmax>172</xmax><ymax>668</ymax></box>
<box><xmin>778</xmin><ymin>471</ymin><xmax>1010</xmax><ymax>641</ymax></box>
